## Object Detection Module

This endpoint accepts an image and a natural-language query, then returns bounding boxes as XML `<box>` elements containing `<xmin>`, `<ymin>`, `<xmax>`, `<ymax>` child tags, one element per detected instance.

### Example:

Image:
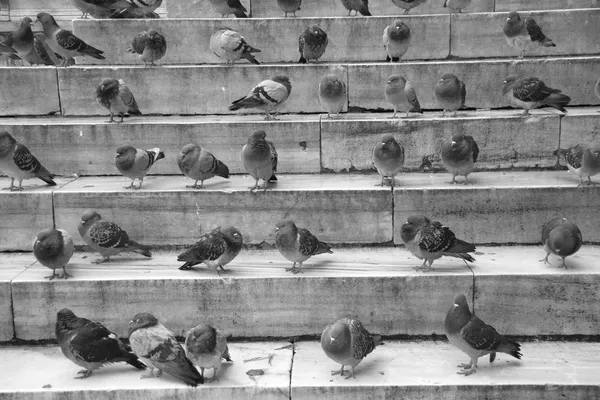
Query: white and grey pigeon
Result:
<box><xmin>540</xmin><ymin>217</ymin><xmax>582</xmax><ymax>269</ymax></box>
<box><xmin>126</xmin><ymin>29</ymin><xmax>167</xmax><ymax>67</ymax></box>
<box><xmin>115</xmin><ymin>145</ymin><xmax>165</xmax><ymax>189</ymax></box>
<box><xmin>385</xmin><ymin>74</ymin><xmax>422</xmax><ymax>118</ymax></box>
<box><xmin>275</xmin><ymin>220</ymin><xmax>333</xmax><ymax>274</ymax></box>
<box><xmin>241</xmin><ymin>130</ymin><xmax>278</xmax><ymax>192</ymax></box>
<box><xmin>503</xmin><ymin>11</ymin><xmax>555</xmax><ymax>58</ymax></box>
<box><xmin>177</xmin><ymin>144</ymin><xmax>229</xmax><ymax>189</ymax></box>
<box><xmin>185</xmin><ymin>323</ymin><xmax>232</xmax><ymax>383</ymax></box>
<box><xmin>210</xmin><ymin>28</ymin><xmax>260</xmax><ymax>65</ymax></box>
<box><xmin>502</xmin><ymin>75</ymin><xmax>570</xmax><ymax>117</ymax></box>
<box><xmin>177</xmin><ymin>226</ymin><xmax>243</xmax><ymax>274</ymax></box>
<box><xmin>554</xmin><ymin>143</ymin><xmax>600</xmax><ymax>188</ymax></box>
<box><xmin>382</xmin><ymin>20</ymin><xmax>411</xmax><ymax>62</ymax></box>
<box><xmin>96</xmin><ymin>78</ymin><xmax>142</xmax><ymax>123</ymax></box>
<box><xmin>229</xmin><ymin>75</ymin><xmax>292</xmax><ymax>120</ymax></box>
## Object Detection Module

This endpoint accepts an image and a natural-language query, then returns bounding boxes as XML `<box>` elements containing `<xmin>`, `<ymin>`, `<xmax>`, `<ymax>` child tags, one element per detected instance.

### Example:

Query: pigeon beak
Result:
<box><xmin>330</xmin><ymin>337</ymin><xmax>336</xmax><ymax>343</ymax></box>
<box><xmin>79</xmin><ymin>220</ymin><xmax>85</xmax><ymax>226</ymax></box>
<box><xmin>438</xmin><ymin>79</ymin><xmax>444</xmax><ymax>84</ymax></box>
<box><xmin>451</xmin><ymin>141</ymin><xmax>457</xmax><ymax>146</ymax></box>
<box><xmin>506</xmin><ymin>17</ymin><xmax>510</xmax><ymax>21</ymax></box>
<box><xmin>274</xmin><ymin>227</ymin><xmax>279</xmax><ymax>232</ymax></box>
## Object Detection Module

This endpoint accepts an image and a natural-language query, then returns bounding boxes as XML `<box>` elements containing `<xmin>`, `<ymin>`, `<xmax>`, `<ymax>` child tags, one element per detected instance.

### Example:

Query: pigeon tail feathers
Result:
<box><xmin>128</xmin><ymin>240</ymin><xmax>152</xmax><ymax>257</ymax></box>
<box><xmin>543</xmin><ymin>93</ymin><xmax>570</xmax><ymax>113</ymax></box>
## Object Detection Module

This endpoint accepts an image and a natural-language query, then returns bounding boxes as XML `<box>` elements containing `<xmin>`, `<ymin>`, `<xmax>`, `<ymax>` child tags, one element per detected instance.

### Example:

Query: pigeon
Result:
<box><xmin>78</xmin><ymin>210</ymin><xmax>152</xmax><ymax>263</ymax></box>
<box><xmin>445</xmin><ymin>293</ymin><xmax>522</xmax><ymax>376</ymax></box>
<box><xmin>372</xmin><ymin>134</ymin><xmax>404</xmax><ymax>187</ymax></box>
<box><xmin>0</xmin><ymin>131</ymin><xmax>56</xmax><ymax>191</ymax></box>
<box><xmin>33</xmin><ymin>228</ymin><xmax>75</xmax><ymax>280</ymax></box>
<box><xmin>241</xmin><ymin>130</ymin><xmax>278</xmax><ymax>192</ymax></box>
<box><xmin>319</xmin><ymin>74</ymin><xmax>347</xmax><ymax>118</ymax></box>
<box><xmin>128</xmin><ymin>312</ymin><xmax>204</xmax><ymax>386</ymax></box>
<box><xmin>503</xmin><ymin>11</ymin><xmax>555</xmax><ymax>58</ymax></box>
<box><xmin>441</xmin><ymin>133</ymin><xmax>479</xmax><ymax>184</ymax></box>
<box><xmin>126</xmin><ymin>29</ymin><xmax>167</xmax><ymax>68</ymax></box>
<box><xmin>3</xmin><ymin>17</ymin><xmax>34</xmax><ymax>60</ymax></box>
<box><xmin>443</xmin><ymin>0</ymin><xmax>470</xmax><ymax>13</ymax></box>
<box><xmin>23</xmin><ymin>33</ymin><xmax>62</xmax><ymax>66</ymax></box>
<box><xmin>177</xmin><ymin>144</ymin><xmax>229</xmax><ymax>189</ymax></box>
<box><xmin>209</xmin><ymin>28</ymin><xmax>260</xmax><ymax>65</ymax></box>
<box><xmin>435</xmin><ymin>73</ymin><xmax>466</xmax><ymax>117</ymax></box>
<box><xmin>96</xmin><ymin>78</ymin><xmax>142</xmax><ymax>123</ymax></box>
<box><xmin>554</xmin><ymin>144</ymin><xmax>600</xmax><ymax>188</ymax></box>
<box><xmin>321</xmin><ymin>318</ymin><xmax>381</xmax><ymax>379</ymax></box>
<box><xmin>339</xmin><ymin>0</ymin><xmax>371</xmax><ymax>16</ymax></box>
<box><xmin>275</xmin><ymin>220</ymin><xmax>333</xmax><ymax>274</ymax></box>
<box><xmin>502</xmin><ymin>75</ymin><xmax>570</xmax><ymax>117</ymax></box>
<box><xmin>391</xmin><ymin>0</ymin><xmax>427</xmax><ymax>15</ymax></box>
<box><xmin>115</xmin><ymin>145</ymin><xmax>165</xmax><ymax>189</ymax></box>
<box><xmin>36</xmin><ymin>12</ymin><xmax>105</xmax><ymax>66</ymax></box>
<box><xmin>209</xmin><ymin>0</ymin><xmax>248</xmax><ymax>17</ymax></box>
<box><xmin>382</xmin><ymin>20</ymin><xmax>411</xmax><ymax>62</ymax></box>
<box><xmin>113</xmin><ymin>0</ymin><xmax>163</xmax><ymax>18</ymax></box>
<box><xmin>229</xmin><ymin>75</ymin><xmax>292</xmax><ymax>120</ymax></box>
<box><xmin>278</xmin><ymin>0</ymin><xmax>301</xmax><ymax>17</ymax></box>
<box><xmin>400</xmin><ymin>215</ymin><xmax>476</xmax><ymax>272</ymax></box>
<box><xmin>185</xmin><ymin>324</ymin><xmax>232</xmax><ymax>383</ymax></box>
<box><xmin>540</xmin><ymin>217</ymin><xmax>582</xmax><ymax>269</ymax></box>
<box><xmin>177</xmin><ymin>226</ymin><xmax>243</xmax><ymax>274</ymax></box>
<box><xmin>298</xmin><ymin>25</ymin><xmax>328</xmax><ymax>63</ymax></box>
<box><xmin>70</xmin><ymin>0</ymin><xmax>133</xmax><ymax>19</ymax></box>
<box><xmin>56</xmin><ymin>308</ymin><xmax>147</xmax><ymax>379</ymax></box>
<box><xmin>385</xmin><ymin>74</ymin><xmax>422</xmax><ymax>118</ymax></box>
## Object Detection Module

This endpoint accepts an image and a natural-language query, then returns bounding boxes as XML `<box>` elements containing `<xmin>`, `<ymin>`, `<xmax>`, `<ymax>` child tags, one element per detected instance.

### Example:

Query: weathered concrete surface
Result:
<box><xmin>11</xmin><ymin>248</ymin><xmax>471</xmax><ymax>340</ymax></box>
<box><xmin>0</xmin><ymin>67</ymin><xmax>60</xmax><ymax>116</ymax></box>
<box><xmin>0</xmin><ymin>115</ymin><xmax>320</xmax><ymax>176</ymax></box>
<box><xmin>292</xmin><ymin>341</ymin><xmax>600</xmax><ymax>400</ymax></box>
<box><xmin>53</xmin><ymin>175</ymin><xmax>393</xmax><ymax>246</ymax></box>
<box><xmin>393</xmin><ymin>171</ymin><xmax>600</xmax><ymax>244</ymax></box>
<box><xmin>495</xmin><ymin>0</ymin><xmax>600</xmax><ymax>11</ymax></box>
<box><xmin>57</xmin><ymin>65</ymin><xmax>347</xmax><ymax>116</ymax></box>
<box><xmin>73</xmin><ymin>16</ymin><xmax>449</xmax><ymax>65</ymax></box>
<box><xmin>0</xmin><ymin>0</ymin><xmax>8</xmax><ymax>21</ymax></box>
<box><xmin>347</xmin><ymin>57</ymin><xmax>600</xmax><ymax>110</ymax></box>
<box><xmin>8</xmin><ymin>0</ymin><xmax>166</xmax><ymax>20</ymax></box>
<box><xmin>166</xmin><ymin>0</ymin><xmax>250</xmax><ymax>18</ymax></box>
<box><xmin>473</xmin><ymin>247</ymin><xmax>600</xmax><ymax>336</ymax></box>
<box><xmin>0</xmin><ymin>343</ymin><xmax>292</xmax><ymax>399</ymax></box>
<box><xmin>451</xmin><ymin>10</ymin><xmax>600</xmax><ymax>59</ymax></box>
<box><xmin>559</xmin><ymin>107</ymin><xmax>600</xmax><ymax>150</ymax></box>
<box><xmin>321</xmin><ymin>111</ymin><xmax>559</xmax><ymax>172</ymax></box>
<box><xmin>0</xmin><ymin>255</ymin><xmax>31</xmax><ymax>341</ymax></box>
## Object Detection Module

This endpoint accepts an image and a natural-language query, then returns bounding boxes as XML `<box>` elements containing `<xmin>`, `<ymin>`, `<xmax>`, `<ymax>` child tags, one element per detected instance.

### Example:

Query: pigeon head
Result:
<box><xmin>36</xmin><ymin>13</ymin><xmax>57</xmax><ymax>28</ymax></box>
<box><xmin>506</xmin><ymin>11</ymin><xmax>521</xmax><ymax>24</ymax></box>
<box><xmin>502</xmin><ymin>74</ymin><xmax>520</xmax><ymax>94</ymax></box>
<box><xmin>20</xmin><ymin>17</ymin><xmax>34</xmax><ymax>29</ymax></box>
<box><xmin>116</xmin><ymin>144</ymin><xmax>136</xmax><ymax>157</ymax></box>
<box><xmin>552</xmin><ymin>148</ymin><xmax>565</xmax><ymax>158</ymax></box>
<box><xmin>97</xmin><ymin>78</ymin><xmax>120</xmax><ymax>96</ymax></box>
<box><xmin>438</xmin><ymin>73</ymin><xmax>458</xmax><ymax>85</ymax></box>
<box><xmin>275</xmin><ymin>220</ymin><xmax>298</xmax><ymax>235</ymax></box>
<box><xmin>380</xmin><ymin>134</ymin><xmax>399</xmax><ymax>150</ymax></box>
<box><xmin>444</xmin><ymin>293</ymin><xmax>472</xmax><ymax>335</ymax></box>
<box><xmin>549</xmin><ymin>225</ymin><xmax>580</xmax><ymax>256</ymax></box>
<box><xmin>220</xmin><ymin>226</ymin><xmax>243</xmax><ymax>245</ymax></box>
<box><xmin>320</xmin><ymin>74</ymin><xmax>345</xmax><ymax>96</ymax></box>
<box><xmin>188</xmin><ymin>324</ymin><xmax>217</xmax><ymax>352</ymax></box>
<box><xmin>400</xmin><ymin>215</ymin><xmax>431</xmax><ymax>242</ymax></box>
<box><xmin>307</xmin><ymin>24</ymin><xmax>326</xmax><ymax>39</ymax></box>
<box><xmin>128</xmin><ymin>312</ymin><xmax>159</xmax><ymax>337</ymax></box>
<box><xmin>326</xmin><ymin>320</ymin><xmax>351</xmax><ymax>350</ymax></box>
<box><xmin>147</xmin><ymin>29</ymin><xmax>159</xmax><ymax>38</ymax></box>
<box><xmin>180</xmin><ymin>143</ymin><xmax>200</xmax><ymax>156</ymax></box>
<box><xmin>390</xmin><ymin>20</ymin><xmax>410</xmax><ymax>40</ymax></box>
<box><xmin>33</xmin><ymin>228</ymin><xmax>63</xmax><ymax>261</ymax></box>
<box><xmin>80</xmin><ymin>210</ymin><xmax>102</xmax><ymax>227</ymax></box>
<box><xmin>248</xmin><ymin>130</ymin><xmax>267</xmax><ymax>143</ymax></box>
<box><xmin>450</xmin><ymin>133</ymin><xmax>465</xmax><ymax>147</ymax></box>
<box><xmin>386</xmin><ymin>74</ymin><xmax>404</xmax><ymax>85</ymax></box>
<box><xmin>271</xmin><ymin>75</ymin><xmax>292</xmax><ymax>93</ymax></box>
<box><xmin>0</xmin><ymin>131</ymin><xmax>16</xmax><ymax>156</ymax></box>
<box><xmin>56</xmin><ymin>308</ymin><xmax>84</xmax><ymax>338</ymax></box>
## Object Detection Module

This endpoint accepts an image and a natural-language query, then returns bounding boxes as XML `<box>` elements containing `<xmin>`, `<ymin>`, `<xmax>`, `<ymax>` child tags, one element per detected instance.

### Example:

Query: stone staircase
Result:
<box><xmin>1</xmin><ymin>0</ymin><xmax>600</xmax><ymax>398</ymax></box>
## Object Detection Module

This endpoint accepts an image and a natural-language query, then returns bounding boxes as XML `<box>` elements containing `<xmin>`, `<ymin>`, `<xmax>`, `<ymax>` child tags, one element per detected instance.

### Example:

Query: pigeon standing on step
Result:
<box><xmin>127</xmin><ymin>29</ymin><xmax>167</xmax><ymax>68</ymax></box>
<box><xmin>0</xmin><ymin>131</ymin><xmax>56</xmax><ymax>191</ymax></box>
<box><xmin>391</xmin><ymin>0</ymin><xmax>427</xmax><ymax>15</ymax></box>
<box><xmin>443</xmin><ymin>0</ymin><xmax>470</xmax><ymax>13</ymax></box>
<box><xmin>56</xmin><ymin>308</ymin><xmax>147</xmax><ymax>379</ymax></box>
<box><xmin>209</xmin><ymin>0</ymin><xmax>248</xmax><ymax>17</ymax></box>
<box><xmin>298</xmin><ymin>25</ymin><xmax>328</xmax><ymax>63</ymax></box>
<box><xmin>275</xmin><ymin>220</ymin><xmax>333</xmax><ymax>274</ymax></box>
<box><xmin>96</xmin><ymin>78</ymin><xmax>142</xmax><ymax>123</ymax></box>
<box><xmin>400</xmin><ymin>215</ymin><xmax>475</xmax><ymax>271</ymax></box>
<box><xmin>445</xmin><ymin>293</ymin><xmax>522</xmax><ymax>376</ymax></box>
<box><xmin>210</xmin><ymin>28</ymin><xmax>260</xmax><ymax>65</ymax></box>
<box><xmin>115</xmin><ymin>145</ymin><xmax>164</xmax><ymax>189</ymax></box>
<box><xmin>78</xmin><ymin>210</ymin><xmax>152</xmax><ymax>263</ymax></box>
<box><xmin>319</xmin><ymin>74</ymin><xmax>346</xmax><ymax>118</ymax></box>
<box><xmin>554</xmin><ymin>144</ymin><xmax>600</xmax><ymax>188</ymax></box>
<box><xmin>70</xmin><ymin>0</ymin><xmax>132</xmax><ymax>19</ymax></box>
<box><xmin>185</xmin><ymin>324</ymin><xmax>232</xmax><ymax>383</ymax></box>
<box><xmin>502</xmin><ymin>75</ymin><xmax>570</xmax><ymax>117</ymax></box>
<box><xmin>241</xmin><ymin>130</ymin><xmax>278</xmax><ymax>192</ymax></box>
<box><xmin>177</xmin><ymin>226</ymin><xmax>243</xmax><ymax>274</ymax></box>
<box><xmin>128</xmin><ymin>312</ymin><xmax>204</xmax><ymax>386</ymax></box>
<box><xmin>4</xmin><ymin>17</ymin><xmax>34</xmax><ymax>60</ymax></box>
<box><xmin>177</xmin><ymin>144</ymin><xmax>229</xmax><ymax>189</ymax></box>
<box><xmin>441</xmin><ymin>133</ymin><xmax>479</xmax><ymax>184</ymax></box>
<box><xmin>503</xmin><ymin>11</ymin><xmax>555</xmax><ymax>58</ymax></box>
<box><xmin>383</xmin><ymin>20</ymin><xmax>411</xmax><ymax>62</ymax></box>
<box><xmin>33</xmin><ymin>228</ymin><xmax>75</xmax><ymax>280</ymax></box>
<box><xmin>540</xmin><ymin>217</ymin><xmax>582</xmax><ymax>269</ymax></box>
<box><xmin>278</xmin><ymin>0</ymin><xmax>301</xmax><ymax>16</ymax></box>
<box><xmin>385</xmin><ymin>74</ymin><xmax>422</xmax><ymax>118</ymax></box>
<box><xmin>36</xmin><ymin>12</ymin><xmax>105</xmax><ymax>66</ymax></box>
<box><xmin>321</xmin><ymin>318</ymin><xmax>381</xmax><ymax>379</ymax></box>
<box><xmin>372</xmin><ymin>134</ymin><xmax>404</xmax><ymax>187</ymax></box>
<box><xmin>339</xmin><ymin>0</ymin><xmax>371</xmax><ymax>16</ymax></box>
<box><xmin>229</xmin><ymin>75</ymin><xmax>292</xmax><ymax>120</ymax></box>
<box><xmin>435</xmin><ymin>73</ymin><xmax>466</xmax><ymax>117</ymax></box>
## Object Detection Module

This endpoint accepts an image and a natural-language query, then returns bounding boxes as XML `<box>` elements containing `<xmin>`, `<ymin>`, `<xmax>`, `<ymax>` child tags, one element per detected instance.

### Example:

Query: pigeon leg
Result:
<box><xmin>345</xmin><ymin>366</ymin><xmax>357</xmax><ymax>379</ymax></box>
<box><xmin>118</xmin><ymin>114</ymin><xmax>125</xmax><ymax>123</ymax></box>
<box><xmin>136</xmin><ymin>179</ymin><xmax>144</xmax><ymax>190</ymax></box>
<box><xmin>520</xmin><ymin>109</ymin><xmax>530</xmax><ymax>117</ymax></box>
<box><xmin>14</xmin><ymin>179</ymin><xmax>24</xmax><ymax>191</ymax></box>
<box><xmin>107</xmin><ymin>113</ymin><xmax>116</xmax><ymax>123</ymax></box>
<box><xmin>447</xmin><ymin>175</ymin><xmax>457</xmax><ymax>185</ymax></box>
<box><xmin>457</xmin><ymin>361</ymin><xmax>472</xmax><ymax>369</ymax></box>
<box><xmin>404</xmin><ymin>9</ymin><xmax>410</xmax><ymax>14</ymax></box>
<box><xmin>389</xmin><ymin>109</ymin><xmax>397</xmax><ymax>118</ymax></box>
<box><xmin>539</xmin><ymin>253</ymin><xmax>550</xmax><ymax>264</ymax></box>
<box><xmin>186</xmin><ymin>180</ymin><xmax>202</xmax><ymax>189</ymax></box>
<box><xmin>44</xmin><ymin>270</ymin><xmax>59</xmax><ymax>280</ymax></box>
<box><xmin>215</xmin><ymin>265</ymin><xmax>228</xmax><ymax>275</ymax></box>
<box><xmin>405</xmin><ymin>111</ymin><xmax>410</xmax><ymax>118</ymax></box>
<box><xmin>387</xmin><ymin>176</ymin><xmax>395</xmax><ymax>187</ymax></box>
<box><xmin>248</xmin><ymin>178</ymin><xmax>260</xmax><ymax>191</ymax></box>
<box><xmin>453</xmin><ymin>110</ymin><xmax>458</xmax><ymax>117</ymax></box>
<box><xmin>2</xmin><ymin>178</ymin><xmax>16</xmax><ymax>191</ymax></box>
<box><xmin>518</xmin><ymin>51</ymin><xmax>524</xmax><ymax>59</ymax></box>
<box><xmin>413</xmin><ymin>259</ymin><xmax>428</xmax><ymax>271</ymax></box>
<box><xmin>559</xmin><ymin>257</ymin><xmax>569</xmax><ymax>269</ymax></box>
<box><xmin>457</xmin><ymin>358</ymin><xmax>478</xmax><ymax>376</ymax></box>
<box><xmin>75</xmin><ymin>369</ymin><xmax>93</xmax><ymax>379</ymax></box>
<box><xmin>286</xmin><ymin>262</ymin><xmax>304</xmax><ymax>274</ymax></box>
<box><xmin>124</xmin><ymin>180</ymin><xmax>136</xmax><ymax>189</ymax></box>
<box><xmin>587</xmin><ymin>177</ymin><xmax>598</xmax><ymax>186</ymax></box>
<box><xmin>420</xmin><ymin>260</ymin><xmax>434</xmax><ymax>272</ymax></box>
<box><xmin>331</xmin><ymin>365</ymin><xmax>346</xmax><ymax>376</ymax></box>
<box><xmin>441</xmin><ymin>110</ymin><xmax>447</xmax><ymax>117</ymax></box>
<box><xmin>60</xmin><ymin>266</ymin><xmax>72</xmax><ymax>279</ymax></box>
<box><xmin>264</xmin><ymin>112</ymin><xmax>272</xmax><ymax>121</ymax></box>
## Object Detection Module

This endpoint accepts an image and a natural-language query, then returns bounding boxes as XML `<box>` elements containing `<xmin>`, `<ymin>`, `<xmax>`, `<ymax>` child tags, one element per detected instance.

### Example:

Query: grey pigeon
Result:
<box><xmin>443</xmin><ymin>0</ymin><xmax>470</xmax><ymax>13</ymax></box>
<box><xmin>391</xmin><ymin>0</ymin><xmax>427</xmax><ymax>14</ymax></box>
<box><xmin>503</xmin><ymin>11</ymin><xmax>555</xmax><ymax>58</ymax></box>
<box><xmin>400</xmin><ymin>215</ymin><xmax>475</xmax><ymax>272</ymax></box>
<box><xmin>321</xmin><ymin>318</ymin><xmax>381</xmax><ymax>379</ymax></box>
<box><xmin>540</xmin><ymin>217</ymin><xmax>582</xmax><ymax>269</ymax></box>
<box><xmin>278</xmin><ymin>0</ymin><xmax>301</xmax><ymax>17</ymax></box>
<box><xmin>339</xmin><ymin>0</ymin><xmax>371</xmax><ymax>16</ymax></box>
<box><xmin>209</xmin><ymin>0</ymin><xmax>248</xmax><ymax>17</ymax></box>
<box><xmin>435</xmin><ymin>73</ymin><xmax>466</xmax><ymax>117</ymax></box>
<box><xmin>115</xmin><ymin>145</ymin><xmax>164</xmax><ymax>189</ymax></box>
<box><xmin>185</xmin><ymin>324</ymin><xmax>232</xmax><ymax>383</ymax></box>
<box><xmin>128</xmin><ymin>312</ymin><xmax>204</xmax><ymax>386</ymax></box>
<box><xmin>372</xmin><ymin>134</ymin><xmax>404</xmax><ymax>187</ymax></box>
<box><xmin>127</xmin><ymin>29</ymin><xmax>167</xmax><ymax>67</ymax></box>
<box><xmin>319</xmin><ymin>74</ymin><xmax>346</xmax><ymax>118</ymax></box>
<box><xmin>96</xmin><ymin>78</ymin><xmax>142</xmax><ymax>123</ymax></box>
<box><xmin>241</xmin><ymin>130</ymin><xmax>278</xmax><ymax>192</ymax></box>
<box><xmin>210</xmin><ymin>28</ymin><xmax>260</xmax><ymax>65</ymax></box>
<box><xmin>70</xmin><ymin>0</ymin><xmax>132</xmax><ymax>18</ymax></box>
<box><xmin>177</xmin><ymin>144</ymin><xmax>229</xmax><ymax>189</ymax></box>
<box><xmin>441</xmin><ymin>133</ymin><xmax>479</xmax><ymax>184</ymax></box>
<box><xmin>554</xmin><ymin>144</ymin><xmax>600</xmax><ymax>188</ymax></box>
<box><xmin>33</xmin><ymin>228</ymin><xmax>75</xmax><ymax>280</ymax></box>
<box><xmin>385</xmin><ymin>74</ymin><xmax>422</xmax><ymax>118</ymax></box>
<box><xmin>3</xmin><ymin>18</ymin><xmax>34</xmax><ymax>60</ymax></box>
<box><xmin>445</xmin><ymin>293</ymin><xmax>522</xmax><ymax>376</ymax></box>
<box><xmin>275</xmin><ymin>220</ymin><xmax>333</xmax><ymax>274</ymax></box>
<box><xmin>382</xmin><ymin>20</ymin><xmax>411</xmax><ymax>62</ymax></box>
<box><xmin>298</xmin><ymin>25</ymin><xmax>328</xmax><ymax>63</ymax></box>
<box><xmin>502</xmin><ymin>75</ymin><xmax>570</xmax><ymax>117</ymax></box>
<box><xmin>112</xmin><ymin>0</ymin><xmax>163</xmax><ymax>18</ymax></box>
<box><xmin>229</xmin><ymin>75</ymin><xmax>292</xmax><ymax>120</ymax></box>
<box><xmin>177</xmin><ymin>226</ymin><xmax>243</xmax><ymax>274</ymax></box>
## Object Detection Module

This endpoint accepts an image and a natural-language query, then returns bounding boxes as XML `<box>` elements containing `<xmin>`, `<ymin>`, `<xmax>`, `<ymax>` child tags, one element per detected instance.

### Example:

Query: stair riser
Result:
<box><xmin>0</xmin><ymin>191</ymin><xmax>54</xmax><ymax>252</ymax></box>
<box><xmin>0</xmin><ymin>68</ymin><xmax>60</xmax><ymax>116</ymax></box>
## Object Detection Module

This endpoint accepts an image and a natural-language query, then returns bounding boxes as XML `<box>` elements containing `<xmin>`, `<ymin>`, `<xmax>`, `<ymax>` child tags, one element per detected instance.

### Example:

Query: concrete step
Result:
<box><xmin>1</xmin><ymin>341</ymin><xmax>599</xmax><ymax>399</ymax></box>
<box><xmin>72</xmin><ymin>10</ymin><xmax>600</xmax><ymax>66</ymax></box>
<box><xmin>5</xmin><ymin>246</ymin><xmax>600</xmax><ymax>341</ymax></box>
